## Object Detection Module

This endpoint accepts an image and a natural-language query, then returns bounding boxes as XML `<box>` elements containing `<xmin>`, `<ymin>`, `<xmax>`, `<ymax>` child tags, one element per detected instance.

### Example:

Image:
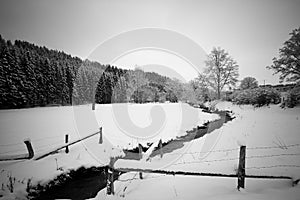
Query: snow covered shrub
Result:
<box><xmin>232</xmin><ymin>89</ymin><xmax>254</xmax><ymax>105</ymax></box>
<box><xmin>233</xmin><ymin>87</ymin><xmax>280</xmax><ymax>106</ymax></box>
<box><xmin>285</xmin><ymin>86</ymin><xmax>300</xmax><ymax>108</ymax></box>
<box><xmin>222</xmin><ymin>91</ymin><xmax>234</xmax><ymax>101</ymax></box>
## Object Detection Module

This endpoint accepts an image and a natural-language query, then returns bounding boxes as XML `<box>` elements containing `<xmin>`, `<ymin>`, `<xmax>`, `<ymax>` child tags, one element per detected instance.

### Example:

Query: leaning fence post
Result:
<box><xmin>65</xmin><ymin>134</ymin><xmax>69</xmax><ymax>154</ymax></box>
<box><xmin>107</xmin><ymin>157</ymin><xmax>116</xmax><ymax>195</ymax></box>
<box><xmin>159</xmin><ymin>139</ymin><xmax>163</xmax><ymax>158</ymax></box>
<box><xmin>24</xmin><ymin>139</ymin><xmax>34</xmax><ymax>159</ymax></box>
<box><xmin>237</xmin><ymin>145</ymin><xmax>246</xmax><ymax>190</ymax></box>
<box><xmin>99</xmin><ymin>127</ymin><xmax>103</xmax><ymax>144</ymax></box>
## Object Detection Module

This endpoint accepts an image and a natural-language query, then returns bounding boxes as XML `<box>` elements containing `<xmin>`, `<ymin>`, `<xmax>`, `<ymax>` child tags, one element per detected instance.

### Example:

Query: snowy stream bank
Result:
<box><xmin>0</xmin><ymin>103</ymin><xmax>219</xmax><ymax>199</ymax></box>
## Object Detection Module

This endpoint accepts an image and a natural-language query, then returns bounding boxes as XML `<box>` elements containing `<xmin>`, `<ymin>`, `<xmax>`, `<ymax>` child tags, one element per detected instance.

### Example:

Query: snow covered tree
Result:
<box><xmin>165</xmin><ymin>78</ymin><xmax>183</xmax><ymax>102</ymax></box>
<box><xmin>95</xmin><ymin>73</ymin><xmax>106</xmax><ymax>104</ymax></box>
<box><xmin>125</xmin><ymin>68</ymin><xmax>148</xmax><ymax>103</ymax></box>
<box><xmin>181</xmin><ymin>83</ymin><xmax>197</xmax><ymax>104</ymax></box>
<box><xmin>112</xmin><ymin>76</ymin><xmax>127</xmax><ymax>103</ymax></box>
<box><xmin>0</xmin><ymin>46</ymin><xmax>12</xmax><ymax>107</ymax></box>
<box><xmin>267</xmin><ymin>27</ymin><xmax>300</xmax><ymax>83</ymax></box>
<box><xmin>22</xmin><ymin>51</ymin><xmax>38</xmax><ymax>106</ymax></box>
<box><xmin>73</xmin><ymin>66</ymin><xmax>89</xmax><ymax>104</ymax></box>
<box><xmin>192</xmin><ymin>73</ymin><xmax>211</xmax><ymax>102</ymax></box>
<box><xmin>65</xmin><ymin>65</ymin><xmax>75</xmax><ymax>105</ymax></box>
<box><xmin>240</xmin><ymin>77</ymin><xmax>258</xmax><ymax>90</ymax></box>
<box><xmin>205</xmin><ymin>47</ymin><xmax>239</xmax><ymax>99</ymax></box>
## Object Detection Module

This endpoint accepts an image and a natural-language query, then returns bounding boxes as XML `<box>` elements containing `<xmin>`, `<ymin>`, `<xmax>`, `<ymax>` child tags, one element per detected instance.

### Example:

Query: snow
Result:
<box><xmin>94</xmin><ymin>173</ymin><xmax>300</xmax><ymax>200</ymax></box>
<box><xmin>1</xmin><ymin>102</ymin><xmax>300</xmax><ymax>199</ymax></box>
<box><xmin>93</xmin><ymin>102</ymin><xmax>300</xmax><ymax>200</ymax></box>
<box><xmin>94</xmin><ymin>103</ymin><xmax>220</xmax><ymax>148</ymax></box>
<box><xmin>0</xmin><ymin>103</ymin><xmax>218</xmax><ymax>198</ymax></box>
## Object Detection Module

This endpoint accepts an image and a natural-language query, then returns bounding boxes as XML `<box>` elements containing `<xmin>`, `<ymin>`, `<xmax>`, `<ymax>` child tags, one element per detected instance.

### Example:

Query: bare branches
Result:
<box><xmin>204</xmin><ymin>47</ymin><xmax>239</xmax><ymax>99</ymax></box>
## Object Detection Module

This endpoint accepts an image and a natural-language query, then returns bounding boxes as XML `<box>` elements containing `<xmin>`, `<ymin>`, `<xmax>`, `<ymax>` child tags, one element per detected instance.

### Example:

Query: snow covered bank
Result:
<box><xmin>95</xmin><ymin>102</ymin><xmax>300</xmax><ymax>200</ymax></box>
<box><xmin>93</xmin><ymin>102</ymin><xmax>220</xmax><ymax>149</ymax></box>
<box><xmin>94</xmin><ymin>172</ymin><xmax>299</xmax><ymax>200</ymax></box>
<box><xmin>0</xmin><ymin>103</ymin><xmax>218</xmax><ymax>198</ymax></box>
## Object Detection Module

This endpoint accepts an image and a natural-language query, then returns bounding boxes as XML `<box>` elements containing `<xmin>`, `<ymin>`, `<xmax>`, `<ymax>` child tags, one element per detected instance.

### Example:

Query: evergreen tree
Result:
<box><xmin>0</xmin><ymin>46</ymin><xmax>12</xmax><ymax>107</ymax></box>
<box><xmin>66</xmin><ymin>65</ymin><xmax>74</xmax><ymax>104</ymax></box>
<box><xmin>21</xmin><ymin>51</ymin><xmax>38</xmax><ymax>106</ymax></box>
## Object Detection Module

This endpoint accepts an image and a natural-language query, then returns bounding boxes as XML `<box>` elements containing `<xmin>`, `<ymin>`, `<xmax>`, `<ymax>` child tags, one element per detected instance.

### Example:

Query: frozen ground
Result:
<box><xmin>0</xmin><ymin>103</ymin><xmax>219</xmax><ymax>199</ymax></box>
<box><xmin>94</xmin><ymin>102</ymin><xmax>300</xmax><ymax>200</ymax></box>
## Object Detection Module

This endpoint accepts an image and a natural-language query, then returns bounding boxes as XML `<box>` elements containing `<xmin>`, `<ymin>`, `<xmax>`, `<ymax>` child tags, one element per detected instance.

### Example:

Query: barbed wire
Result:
<box><xmin>115</xmin><ymin>172</ymin><xmax>139</xmax><ymax>196</ymax></box>
<box><xmin>172</xmin><ymin>157</ymin><xmax>239</xmax><ymax>166</ymax></box>
<box><xmin>117</xmin><ymin>174</ymin><xmax>167</xmax><ymax>182</ymax></box>
<box><xmin>0</xmin><ymin>148</ymin><xmax>27</xmax><ymax>155</ymax></box>
<box><xmin>164</xmin><ymin>144</ymin><xmax>300</xmax><ymax>158</ymax></box>
<box><xmin>247</xmin><ymin>144</ymin><xmax>300</xmax><ymax>150</ymax></box>
<box><xmin>246</xmin><ymin>165</ymin><xmax>300</xmax><ymax>170</ymax></box>
<box><xmin>0</xmin><ymin>142</ymin><xmax>24</xmax><ymax>147</ymax></box>
<box><xmin>167</xmin><ymin>148</ymin><xmax>239</xmax><ymax>156</ymax></box>
<box><xmin>32</xmin><ymin>134</ymin><xmax>63</xmax><ymax>143</ymax></box>
<box><xmin>246</xmin><ymin>153</ymin><xmax>300</xmax><ymax>159</ymax></box>
<box><xmin>170</xmin><ymin>153</ymin><xmax>300</xmax><ymax>167</ymax></box>
<box><xmin>34</xmin><ymin>143</ymin><xmax>64</xmax><ymax>152</ymax></box>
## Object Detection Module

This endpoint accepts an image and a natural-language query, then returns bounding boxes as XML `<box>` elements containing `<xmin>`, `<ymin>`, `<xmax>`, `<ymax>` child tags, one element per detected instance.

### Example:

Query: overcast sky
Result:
<box><xmin>0</xmin><ymin>0</ymin><xmax>299</xmax><ymax>84</ymax></box>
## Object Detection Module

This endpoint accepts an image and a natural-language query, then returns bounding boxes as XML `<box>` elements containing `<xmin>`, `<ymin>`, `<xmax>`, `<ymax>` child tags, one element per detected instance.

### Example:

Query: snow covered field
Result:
<box><xmin>1</xmin><ymin>102</ymin><xmax>300</xmax><ymax>199</ymax></box>
<box><xmin>0</xmin><ymin>103</ymin><xmax>219</xmax><ymax>199</ymax></box>
<box><xmin>94</xmin><ymin>102</ymin><xmax>300</xmax><ymax>200</ymax></box>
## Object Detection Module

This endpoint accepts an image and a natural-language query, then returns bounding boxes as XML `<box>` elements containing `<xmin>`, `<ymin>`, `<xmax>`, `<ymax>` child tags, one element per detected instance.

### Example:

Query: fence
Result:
<box><xmin>0</xmin><ymin>127</ymin><xmax>103</xmax><ymax>161</ymax></box>
<box><xmin>0</xmin><ymin>139</ymin><xmax>34</xmax><ymax>161</ymax></box>
<box><xmin>107</xmin><ymin>144</ymin><xmax>300</xmax><ymax>195</ymax></box>
<box><xmin>1</xmin><ymin>128</ymin><xmax>299</xmax><ymax>195</ymax></box>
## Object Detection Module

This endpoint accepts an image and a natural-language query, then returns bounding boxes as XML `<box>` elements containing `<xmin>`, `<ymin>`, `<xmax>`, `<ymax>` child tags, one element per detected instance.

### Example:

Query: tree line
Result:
<box><xmin>0</xmin><ymin>35</ymin><xmax>201</xmax><ymax>109</ymax></box>
<box><xmin>0</xmin><ymin>34</ymin><xmax>241</xmax><ymax>109</ymax></box>
<box><xmin>0</xmin><ymin>35</ymin><xmax>83</xmax><ymax>108</ymax></box>
<box><xmin>1</xmin><ymin>26</ymin><xmax>298</xmax><ymax>109</ymax></box>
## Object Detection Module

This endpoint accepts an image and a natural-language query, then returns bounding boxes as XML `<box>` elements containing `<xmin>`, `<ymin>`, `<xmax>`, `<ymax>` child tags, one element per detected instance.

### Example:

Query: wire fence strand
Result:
<box><xmin>246</xmin><ymin>165</ymin><xmax>300</xmax><ymax>170</ymax></box>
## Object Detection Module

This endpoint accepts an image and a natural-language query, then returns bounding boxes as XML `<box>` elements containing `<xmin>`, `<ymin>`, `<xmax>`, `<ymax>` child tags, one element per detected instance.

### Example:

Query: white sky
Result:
<box><xmin>113</xmin><ymin>50</ymin><xmax>199</xmax><ymax>82</ymax></box>
<box><xmin>0</xmin><ymin>0</ymin><xmax>299</xmax><ymax>84</ymax></box>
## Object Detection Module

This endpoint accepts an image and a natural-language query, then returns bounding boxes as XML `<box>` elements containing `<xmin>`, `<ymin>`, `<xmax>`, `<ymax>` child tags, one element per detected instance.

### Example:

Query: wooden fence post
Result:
<box><xmin>293</xmin><ymin>179</ymin><xmax>300</xmax><ymax>186</ymax></box>
<box><xmin>138</xmin><ymin>144</ymin><xmax>143</xmax><ymax>179</ymax></box>
<box><xmin>92</xmin><ymin>102</ymin><xmax>95</xmax><ymax>110</ymax></box>
<box><xmin>237</xmin><ymin>145</ymin><xmax>246</xmax><ymax>190</ymax></box>
<box><xmin>65</xmin><ymin>134</ymin><xmax>69</xmax><ymax>154</ymax></box>
<box><xmin>24</xmin><ymin>139</ymin><xmax>34</xmax><ymax>159</ymax></box>
<box><xmin>99</xmin><ymin>127</ymin><xmax>103</xmax><ymax>144</ymax></box>
<box><xmin>159</xmin><ymin>139</ymin><xmax>163</xmax><ymax>158</ymax></box>
<box><xmin>138</xmin><ymin>144</ymin><xmax>143</xmax><ymax>159</ymax></box>
<box><xmin>107</xmin><ymin>157</ymin><xmax>116</xmax><ymax>195</ymax></box>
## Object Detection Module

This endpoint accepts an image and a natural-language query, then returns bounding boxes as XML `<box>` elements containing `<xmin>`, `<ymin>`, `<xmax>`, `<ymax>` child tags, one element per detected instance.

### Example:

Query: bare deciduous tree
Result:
<box><xmin>205</xmin><ymin>47</ymin><xmax>239</xmax><ymax>99</ymax></box>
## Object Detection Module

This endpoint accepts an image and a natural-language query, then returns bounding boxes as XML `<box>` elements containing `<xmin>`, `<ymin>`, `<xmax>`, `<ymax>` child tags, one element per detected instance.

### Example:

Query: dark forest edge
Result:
<box><xmin>0</xmin><ymin>35</ymin><xmax>197</xmax><ymax>109</ymax></box>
